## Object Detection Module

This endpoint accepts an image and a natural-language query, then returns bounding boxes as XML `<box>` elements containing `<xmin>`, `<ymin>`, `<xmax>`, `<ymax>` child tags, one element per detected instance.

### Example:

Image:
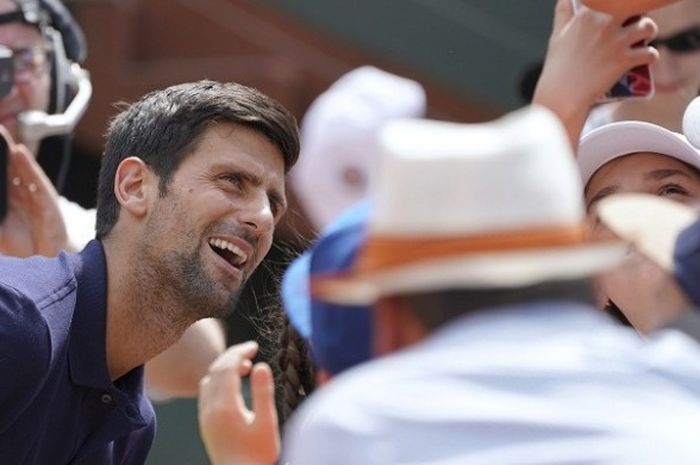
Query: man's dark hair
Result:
<box><xmin>398</xmin><ymin>279</ymin><xmax>596</xmax><ymax>332</ymax></box>
<box><xmin>95</xmin><ymin>80</ymin><xmax>300</xmax><ymax>239</ymax></box>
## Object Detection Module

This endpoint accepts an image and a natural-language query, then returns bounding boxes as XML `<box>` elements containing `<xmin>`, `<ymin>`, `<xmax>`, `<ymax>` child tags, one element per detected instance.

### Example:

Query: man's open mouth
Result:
<box><xmin>208</xmin><ymin>238</ymin><xmax>248</xmax><ymax>269</ymax></box>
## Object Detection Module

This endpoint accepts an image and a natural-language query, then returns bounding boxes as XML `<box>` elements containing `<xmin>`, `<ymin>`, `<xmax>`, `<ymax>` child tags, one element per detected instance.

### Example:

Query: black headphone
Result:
<box><xmin>39</xmin><ymin>0</ymin><xmax>87</xmax><ymax>114</ymax></box>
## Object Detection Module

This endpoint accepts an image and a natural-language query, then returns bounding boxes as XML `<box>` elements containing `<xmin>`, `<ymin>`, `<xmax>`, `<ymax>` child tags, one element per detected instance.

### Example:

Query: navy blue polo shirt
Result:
<box><xmin>0</xmin><ymin>241</ymin><xmax>155</xmax><ymax>465</ymax></box>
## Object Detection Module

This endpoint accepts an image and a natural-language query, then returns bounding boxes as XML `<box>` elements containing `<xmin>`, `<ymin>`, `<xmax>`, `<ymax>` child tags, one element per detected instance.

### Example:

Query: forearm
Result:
<box><xmin>532</xmin><ymin>84</ymin><xmax>590</xmax><ymax>151</ymax></box>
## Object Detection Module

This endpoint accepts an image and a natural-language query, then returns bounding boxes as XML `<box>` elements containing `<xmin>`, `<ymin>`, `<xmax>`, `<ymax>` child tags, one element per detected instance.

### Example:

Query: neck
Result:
<box><xmin>102</xmin><ymin>238</ymin><xmax>194</xmax><ymax>381</ymax></box>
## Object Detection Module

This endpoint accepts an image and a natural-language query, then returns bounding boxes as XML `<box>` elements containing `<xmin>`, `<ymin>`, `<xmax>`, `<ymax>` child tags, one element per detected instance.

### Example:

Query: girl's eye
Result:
<box><xmin>658</xmin><ymin>183</ymin><xmax>689</xmax><ymax>198</ymax></box>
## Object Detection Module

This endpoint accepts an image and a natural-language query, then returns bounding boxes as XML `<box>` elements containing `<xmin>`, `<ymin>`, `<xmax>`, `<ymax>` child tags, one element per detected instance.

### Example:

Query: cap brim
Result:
<box><xmin>578</xmin><ymin>121</ymin><xmax>700</xmax><ymax>186</ymax></box>
<box><xmin>313</xmin><ymin>241</ymin><xmax>627</xmax><ymax>305</ymax></box>
<box><xmin>597</xmin><ymin>194</ymin><xmax>698</xmax><ymax>271</ymax></box>
<box><xmin>281</xmin><ymin>251</ymin><xmax>312</xmax><ymax>338</ymax></box>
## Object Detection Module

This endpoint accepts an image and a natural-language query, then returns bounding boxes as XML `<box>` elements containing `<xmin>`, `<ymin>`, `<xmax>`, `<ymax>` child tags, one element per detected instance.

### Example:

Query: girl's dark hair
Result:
<box><xmin>250</xmin><ymin>239</ymin><xmax>316</xmax><ymax>426</ymax></box>
<box><xmin>271</xmin><ymin>314</ymin><xmax>316</xmax><ymax>424</ymax></box>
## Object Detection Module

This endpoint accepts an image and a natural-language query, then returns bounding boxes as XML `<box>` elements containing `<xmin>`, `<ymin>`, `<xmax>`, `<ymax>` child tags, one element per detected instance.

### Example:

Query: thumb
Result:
<box><xmin>250</xmin><ymin>362</ymin><xmax>279</xmax><ymax>430</ymax></box>
<box><xmin>552</xmin><ymin>0</ymin><xmax>575</xmax><ymax>36</ymax></box>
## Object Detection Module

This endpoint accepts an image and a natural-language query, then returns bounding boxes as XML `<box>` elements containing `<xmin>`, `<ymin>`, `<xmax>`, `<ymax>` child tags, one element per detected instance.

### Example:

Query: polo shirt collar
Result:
<box><xmin>67</xmin><ymin>241</ymin><xmax>153</xmax><ymax>440</ymax></box>
<box><xmin>68</xmin><ymin>240</ymin><xmax>112</xmax><ymax>390</ymax></box>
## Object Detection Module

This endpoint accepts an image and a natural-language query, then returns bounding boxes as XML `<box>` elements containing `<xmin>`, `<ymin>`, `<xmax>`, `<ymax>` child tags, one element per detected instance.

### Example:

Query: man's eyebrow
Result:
<box><xmin>216</xmin><ymin>164</ymin><xmax>286</xmax><ymax>210</ymax></box>
<box><xmin>228</xmin><ymin>168</ymin><xmax>262</xmax><ymax>186</ymax></box>
<box><xmin>644</xmin><ymin>169</ymin><xmax>694</xmax><ymax>181</ymax></box>
<box><xmin>218</xmin><ymin>165</ymin><xmax>263</xmax><ymax>186</ymax></box>
<box><xmin>586</xmin><ymin>185</ymin><xmax>619</xmax><ymax>209</ymax></box>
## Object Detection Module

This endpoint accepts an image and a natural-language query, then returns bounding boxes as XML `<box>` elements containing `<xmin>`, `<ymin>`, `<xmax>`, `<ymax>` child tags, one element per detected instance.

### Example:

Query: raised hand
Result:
<box><xmin>533</xmin><ymin>0</ymin><xmax>659</xmax><ymax>147</ymax></box>
<box><xmin>0</xmin><ymin>126</ymin><xmax>67</xmax><ymax>257</ymax></box>
<box><xmin>198</xmin><ymin>341</ymin><xmax>280</xmax><ymax>465</ymax></box>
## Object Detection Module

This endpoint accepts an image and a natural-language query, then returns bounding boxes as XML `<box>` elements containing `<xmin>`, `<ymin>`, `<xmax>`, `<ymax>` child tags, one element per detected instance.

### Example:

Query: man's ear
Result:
<box><xmin>113</xmin><ymin>157</ymin><xmax>156</xmax><ymax>218</ymax></box>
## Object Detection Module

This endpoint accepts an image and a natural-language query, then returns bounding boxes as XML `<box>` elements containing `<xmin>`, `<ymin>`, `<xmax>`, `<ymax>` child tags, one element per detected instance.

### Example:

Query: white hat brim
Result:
<box><xmin>597</xmin><ymin>194</ymin><xmax>698</xmax><ymax>271</ymax></box>
<box><xmin>578</xmin><ymin>121</ymin><xmax>700</xmax><ymax>186</ymax></box>
<box><xmin>314</xmin><ymin>241</ymin><xmax>627</xmax><ymax>305</ymax></box>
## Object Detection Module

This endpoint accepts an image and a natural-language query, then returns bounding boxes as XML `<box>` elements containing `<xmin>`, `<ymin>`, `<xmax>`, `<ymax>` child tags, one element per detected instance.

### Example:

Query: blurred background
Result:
<box><xmin>57</xmin><ymin>1</ymin><xmax>557</xmax><ymax>463</ymax></box>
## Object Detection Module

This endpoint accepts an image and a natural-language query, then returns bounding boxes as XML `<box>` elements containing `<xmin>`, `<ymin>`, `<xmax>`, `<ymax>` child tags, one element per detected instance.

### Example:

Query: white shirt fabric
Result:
<box><xmin>292</xmin><ymin>66</ymin><xmax>426</xmax><ymax>231</ymax></box>
<box><xmin>57</xmin><ymin>195</ymin><xmax>96</xmax><ymax>251</ymax></box>
<box><xmin>283</xmin><ymin>302</ymin><xmax>700</xmax><ymax>465</ymax></box>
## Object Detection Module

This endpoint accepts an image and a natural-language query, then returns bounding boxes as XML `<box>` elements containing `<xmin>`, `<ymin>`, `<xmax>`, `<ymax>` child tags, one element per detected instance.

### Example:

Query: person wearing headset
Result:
<box><xmin>0</xmin><ymin>0</ymin><xmax>226</xmax><ymax>399</ymax></box>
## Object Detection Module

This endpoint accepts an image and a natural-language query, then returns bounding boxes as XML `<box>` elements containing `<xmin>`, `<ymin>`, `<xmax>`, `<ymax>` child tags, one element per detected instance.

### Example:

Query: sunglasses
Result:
<box><xmin>650</xmin><ymin>26</ymin><xmax>700</xmax><ymax>53</ymax></box>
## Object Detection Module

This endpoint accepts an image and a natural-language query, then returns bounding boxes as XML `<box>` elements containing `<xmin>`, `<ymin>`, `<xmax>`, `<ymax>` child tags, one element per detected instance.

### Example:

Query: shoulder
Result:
<box><xmin>283</xmin><ymin>354</ymin><xmax>417</xmax><ymax>464</ymax></box>
<box><xmin>0</xmin><ymin>281</ymin><xmax>50</xmax><ymax>346</ymax></box>
<box><xmin>0</xmin><ymin>254</ymin><xmax>78</xmax><ymax>385</ymax></box>
<box><xmin>0</xmin><ymin>283</ymin><xmax>52</xmax><ymax>429</ymax></box>
<box><xmin>0</xmin><ymin>253</ymin><xmax>77</xmax><ymax>303</ymax></box>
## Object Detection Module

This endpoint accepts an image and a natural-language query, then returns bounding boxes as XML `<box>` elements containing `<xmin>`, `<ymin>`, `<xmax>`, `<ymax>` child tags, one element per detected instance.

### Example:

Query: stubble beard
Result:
<box><xmin>130</xmin><ymin>232</ymin><xmax>243</xmax><ymax>331</ymax></box>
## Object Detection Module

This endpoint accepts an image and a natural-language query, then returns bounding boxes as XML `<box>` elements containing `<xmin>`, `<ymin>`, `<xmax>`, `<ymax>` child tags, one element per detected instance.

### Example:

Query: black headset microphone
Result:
<box><xmin>0</xmin><ymin>0</ymin><xmax>90</xmax><ymax>221</ymax></box>
<box><xmin>28</xmin><ymin>0</ymin><xmax>89</xmax><ymax>194</ymax></box>
<box><xmin>18</xmin><ymin>30</ymin><xmax>92</xmax><ymax>145</ymax></box>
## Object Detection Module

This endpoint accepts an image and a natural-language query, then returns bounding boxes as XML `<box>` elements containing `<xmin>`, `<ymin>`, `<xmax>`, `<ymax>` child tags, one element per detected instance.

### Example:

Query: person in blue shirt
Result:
<box><xmin>0</xmin><ymin>79</ymin><xmax>299</xmax><ymax>465</ymax></box>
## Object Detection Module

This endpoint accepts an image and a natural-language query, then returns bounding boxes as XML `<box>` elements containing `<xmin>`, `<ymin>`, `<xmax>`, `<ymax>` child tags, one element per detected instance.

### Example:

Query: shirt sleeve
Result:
<box><xmin>0</xmin><ymin>284</ymin><xmax>50</xmax><ymax>433</ymax></box>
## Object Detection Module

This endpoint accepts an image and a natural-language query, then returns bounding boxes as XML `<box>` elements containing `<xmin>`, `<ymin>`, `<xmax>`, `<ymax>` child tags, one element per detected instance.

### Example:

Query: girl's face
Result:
<box><xmin>585</xmin><ymin>152</ymin><xmax>700</xmax><ymax>331</ymax></box>
<box><xmin>586</xmin><ymin>152</ymin><xmax>700</xmax><ymax>221</ymax></box>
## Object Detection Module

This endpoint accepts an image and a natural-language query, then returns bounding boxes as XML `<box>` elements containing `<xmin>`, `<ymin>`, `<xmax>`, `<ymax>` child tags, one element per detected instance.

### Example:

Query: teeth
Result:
<box><xmin>208</xmin><ymin>238</ymin><xmax>248</xmax><ymax>265</ymax></box>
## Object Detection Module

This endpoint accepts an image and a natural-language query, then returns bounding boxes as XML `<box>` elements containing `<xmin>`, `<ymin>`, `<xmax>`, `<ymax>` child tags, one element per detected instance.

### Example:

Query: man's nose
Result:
<box><xmin>237</xmin><ymin>191</ymin><xmax>275</xmax><ymax>235</ymax></box>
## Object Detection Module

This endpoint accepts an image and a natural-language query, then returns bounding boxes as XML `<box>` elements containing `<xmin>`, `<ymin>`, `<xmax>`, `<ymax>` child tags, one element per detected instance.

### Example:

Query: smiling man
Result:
<box><xmin>0</xmin><ymin>80</ymin><xmax>299</xmax><ymax>465</ymax></box>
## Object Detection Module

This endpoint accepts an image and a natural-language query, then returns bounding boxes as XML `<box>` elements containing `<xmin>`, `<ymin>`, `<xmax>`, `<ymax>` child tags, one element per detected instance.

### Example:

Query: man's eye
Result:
<box><xmin>221</xmin><ymin>174</ymin><xmax>243</xmax><ymax>187</ymax></box>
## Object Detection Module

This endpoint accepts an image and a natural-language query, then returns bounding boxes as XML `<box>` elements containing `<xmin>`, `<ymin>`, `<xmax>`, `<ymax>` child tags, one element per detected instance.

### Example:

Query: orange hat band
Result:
<box><xmin>356</xmin><ymin>224</ymin><xmax>589</xmax><ymax>273</ymax></box>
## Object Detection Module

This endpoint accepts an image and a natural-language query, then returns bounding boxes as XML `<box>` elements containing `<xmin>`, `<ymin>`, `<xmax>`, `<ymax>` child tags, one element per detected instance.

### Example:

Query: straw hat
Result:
<box><xmin>597</xmin><ymin>193</ymin><xmax>700</xmax><ymax>307</ymax></box>
<box><xmin>597</xmin><ymin>193</ymin><xmax>697</xmax><ymax>271</ymax></box>
<box><xmin>312</xmin><ymin>105</ymin><xmax>626</xmax><ymax>305</ymax></box>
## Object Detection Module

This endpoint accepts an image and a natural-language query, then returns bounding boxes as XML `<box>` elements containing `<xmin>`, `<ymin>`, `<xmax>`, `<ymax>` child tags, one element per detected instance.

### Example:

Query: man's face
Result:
<box><xmin>0</xmin><ymin>1</ymin><xmax>51</xmax><ymax>145</ymax></box>
<box><xmin>139</xmin><ymin>122</ymin><xmax>287</xmax><ymax>319</ymax></box>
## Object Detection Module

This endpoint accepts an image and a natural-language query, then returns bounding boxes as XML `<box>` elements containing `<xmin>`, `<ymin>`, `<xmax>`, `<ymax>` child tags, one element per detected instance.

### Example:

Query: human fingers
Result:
<box><xmin>207</xmin><ymin>340</ymin><xmax>259</xmax><ymax>374</ymax></box>
<box><xmin>12</xmin><ymin>144</ymin><xmax>57</xmax><ymax>195</ymax></box>
<box><xmin>624</xmin><ymin>45</ymin><xmax>660</xmax><ymax>69</ymax></box>
<box><xmin>552</xmin><ymin>0</ymin><xmax>576</xmax><ymax>37</ymax></box>
<box><xmin>198</xmin><ymin>360</ymin><xmax>247</xmax><ymax>428</ymax></box>
<box><xmin>582</xmin><ymin>0</ymin><xmax>679</xmax><ymax>17</ymax></box>
<box><xmin>620</xmin><ymin>16</ymin><xmax>658</xmax><ymax>47</ymax></box>
<box><xmin>250</xmin><ymin>362</ymin><xmax>279</xmax><ymax>429</ymax></box>
<box><xmin>9</xmin><ymin>145</ymin><xmax>58</xmax><ymax>217</ymax></box>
